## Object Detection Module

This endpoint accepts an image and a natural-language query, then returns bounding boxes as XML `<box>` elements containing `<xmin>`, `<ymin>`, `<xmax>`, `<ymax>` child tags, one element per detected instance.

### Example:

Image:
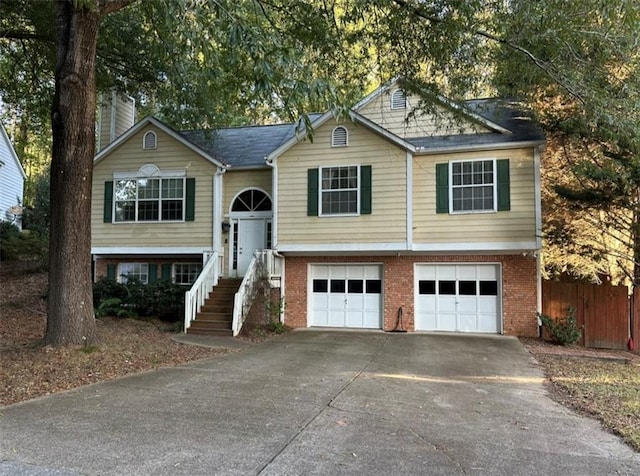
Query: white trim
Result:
<box><xmin>406</xmin><ymin>151</ymin><xmax>413</xmax><ymax>249</ymax></box>
<box><xmin>142</xmin><ymin>131</ymin><xmax>158</xmax><ymax>150</ymax></box>
<box><xmin>391</xmin><ymin>88</ymin><xmax>407</xmax><ymax>110</ymax></box>
<box><xmin>412</xmin><ymin>241</ymin><xmax>539</xmax><ymax>252</ymax></box>
<box><xmin>534</xmin><ymin>145</ymin><xmax>543</xmax><ymax>249</ymax></box>
<box><xmin>92</xmin><ymin>247</ymin><xmax>210</xmax><ymax>255</ymax></box>
<box><xmin>213</xmin><ymin>167</ymin><xmax>225</xmax><ymax>254</ymax></box>
<box><xmin>414</xmin><ymin>140</ymin><xmax>546</xmax><ymax>155</ymax></box>
<box><xmin>228</xmin><ymin>187</ymin><xmax>273</xmax><ymax>215</ymax></box>
<box><xmin>266</xmin><ymin>156</ymin><xmax>279</xmax><ymax>247</ymax></box>
<box><xmin>94</xmin><ymin>116</ymin><xmax>225</xmax><ymax>168</ymax></box>
<box><xmin>277</xmin><ymin>243</ymin><xmax>407</xmax><ymax>252</ymax></box>
<box><xmin>265</xmin><ymin>109</ymin><xmax>415</xmax><ymax>162</ymax></box>
<box><xmin>331</xmin><ymin>126</ymin><xmax>349</xmax><ymax>147</ymax></box>
<box><xmin>319</xmin><ymin>165</ymin><xmax>360</xmax><ymax>216</ymax></box>
<box><xmin>0</xmin><ymin>122</ymin><xmax>26</xmax><ymax>179</ymax></box>
<box><xmin>448</xmin><ymin>158</ymin><xmax>497</xmax><ymax>214</ymax></box>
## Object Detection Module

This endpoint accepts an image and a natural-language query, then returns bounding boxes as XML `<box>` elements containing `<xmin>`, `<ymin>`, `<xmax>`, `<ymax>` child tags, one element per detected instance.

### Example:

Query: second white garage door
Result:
<box><xmin>415</xmin><ymin>264</ymin><xmax>501</xmax><ymax>333</ymax></box>
<box><xmin>310</xmin><ymin>264</ymin><xmax>382</xmax><ymax>329</ymax></box>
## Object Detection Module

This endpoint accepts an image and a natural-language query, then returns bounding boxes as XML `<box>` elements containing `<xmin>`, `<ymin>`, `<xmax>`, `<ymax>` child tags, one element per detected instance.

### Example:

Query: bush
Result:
<box><xmin>0</xmin><ymin>221</ymin><xmax>48</xmax><ymax>265</ymax></box>
<box><xmin>93</xmin><ymin>277</ymin><xmax>186</xmax><ymax>322</ymax></box>
<box><xmin>538</xmin><ymin>306</ymin><xmax>582</xmax><ymax>346</ymax></box>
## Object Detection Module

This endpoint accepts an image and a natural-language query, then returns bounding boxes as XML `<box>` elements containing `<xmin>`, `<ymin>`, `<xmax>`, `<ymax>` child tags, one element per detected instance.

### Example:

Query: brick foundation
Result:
<box><xmin>283</xmin><ymin>254</ymin><xmax>538</xmax><ymax>337</ymax></box>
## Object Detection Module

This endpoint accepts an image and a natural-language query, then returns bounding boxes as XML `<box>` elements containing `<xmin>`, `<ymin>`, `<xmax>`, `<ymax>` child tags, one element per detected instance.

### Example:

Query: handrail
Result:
<box><xmin>232</xmin><ymin>252</ymin><xmax>263</xmax><ymax>336</ymax></box>
<box><xmin>184</xmin><ymin>252</ymin><xmax>219</xmax><ymax>332</ymax></box>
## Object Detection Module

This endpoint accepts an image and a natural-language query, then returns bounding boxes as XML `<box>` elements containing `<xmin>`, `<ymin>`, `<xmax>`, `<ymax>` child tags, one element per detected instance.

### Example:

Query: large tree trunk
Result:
<box><xmin>45</xmin><ymin>1</ymin><xmax>101</xmax><ymax>345</ymax></box>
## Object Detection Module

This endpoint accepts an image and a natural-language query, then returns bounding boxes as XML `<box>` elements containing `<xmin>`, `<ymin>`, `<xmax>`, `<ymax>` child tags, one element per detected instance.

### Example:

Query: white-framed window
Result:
<box><xmin>173</xmin><ymin>263</ymin><xmax>202</xmax><ymax>285</ymax></box>
<box><xmin>331</xmin><ymin>126</ymin><xmax>348</xmax><ymax>147</ymax></box>
<box><xmin>143</xmin><ymin>131</ymin><xmax>157</xmax><ymax>150</ymax></box>
<box><xmin>320</xmin><ymin>165</ymin><xmax>359</xmax><ymax>215</ymax></box>
<box><xmin>450</xmin><ymin>159</ymin><xmax>496</xmax><ymax>213</ymax></box>
<box><xmin>118</xmin><ymin>263</ymin><xmax>148</xmax><ymax>284</ymax></box>
<box><xmin>114</xmin><ymin>177</ymin><xmax>185</xmax><ymax>222</ymax></box>
<box><xmin>391</xmin><ymin>89</ymin><xmax>407</xmax><ymax>109</ymax></box>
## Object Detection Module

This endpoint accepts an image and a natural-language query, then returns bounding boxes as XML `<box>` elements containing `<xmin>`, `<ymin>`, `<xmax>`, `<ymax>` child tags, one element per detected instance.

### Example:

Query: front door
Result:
<box><xmin>236</xmin><ymin>218</ymin><xmax>266</xmax><ymax>275</ymax></box>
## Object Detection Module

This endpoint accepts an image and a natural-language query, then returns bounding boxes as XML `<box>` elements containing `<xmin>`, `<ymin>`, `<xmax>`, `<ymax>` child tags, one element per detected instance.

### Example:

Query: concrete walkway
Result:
<box><xmin>1</xmin><ymin>331</ymin><xmax>638</xmax><ymax>475</ymax></box>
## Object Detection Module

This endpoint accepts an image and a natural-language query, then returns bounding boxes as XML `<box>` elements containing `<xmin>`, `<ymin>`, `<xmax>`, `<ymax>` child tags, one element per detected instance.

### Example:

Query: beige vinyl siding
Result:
<box><xmin>92</xmin><ymin>126</ymin><xmax>217</xmax><ymax>249</ymax></box>
<box><xmin>222</xmin><ymin>168</ymin><xmax>272</xmax><ymax>216</ymax></box>
<box><xmin>413</xmin><ymin>148</ymin><xmax>536</xmax><ymax>244</ymax></box>
<box><xmin>277</xmin><ymin>120</ymin><xmax>407</xmax><ymax>245</ymax></box>
<box><xmin>358</xmin><ymin>91</ymin><xmax>488</xmax><ymax>138</ymax></box>
<box><xmin>97</xmin><ymin>94</ymin><xmax>135</xmax><ymax>151</ymax></box>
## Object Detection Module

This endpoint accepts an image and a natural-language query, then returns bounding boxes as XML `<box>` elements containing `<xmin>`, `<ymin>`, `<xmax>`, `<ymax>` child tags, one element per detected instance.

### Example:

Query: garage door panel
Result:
<box><xmin>310</xmin><ymin>265</ymin><xmax>382</xmax><ymax>329</ymax></box>
<box><xmin>415</xmin><ymin>264</ymin><xmax>501</xmax><ymax>333</ymax></box>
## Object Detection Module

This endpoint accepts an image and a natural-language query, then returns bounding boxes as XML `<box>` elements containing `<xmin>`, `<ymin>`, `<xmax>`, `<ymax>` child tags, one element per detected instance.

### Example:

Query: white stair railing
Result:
<box><xmin>232</xmin><ymin>250</ymin><xmax>286</xmax><ymax>336</ymax></box>
<box><xmin>184</xmin><ymin>252</ymin><xmax>219</xmax><ymax>332</ymax></box>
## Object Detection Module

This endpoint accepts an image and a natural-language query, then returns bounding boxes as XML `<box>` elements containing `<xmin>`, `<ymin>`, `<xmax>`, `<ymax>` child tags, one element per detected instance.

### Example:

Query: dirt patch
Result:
<box><xmin>0</xmin><ymin>264</ymin><xmax>229</xmax><ymax>407</ymax></box>
<box><xmin>521</xmin><ymin>337</ymin><xmax>640</xmax><ymax>452</ymax></box>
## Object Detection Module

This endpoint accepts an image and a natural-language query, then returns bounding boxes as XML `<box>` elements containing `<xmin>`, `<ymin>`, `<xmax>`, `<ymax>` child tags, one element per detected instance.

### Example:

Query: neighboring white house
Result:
<box><xmin>0</xmin><ymin>121</ymin><xmax>26</xmax><ymax>230</ymax></box>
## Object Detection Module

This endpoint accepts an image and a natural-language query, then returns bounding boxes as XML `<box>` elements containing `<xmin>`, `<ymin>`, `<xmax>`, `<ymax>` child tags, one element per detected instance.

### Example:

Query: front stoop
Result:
<box><xmin>186</xmin><ymin>278</ymin><xmax>242</xmax><ymax>337</ymax></box>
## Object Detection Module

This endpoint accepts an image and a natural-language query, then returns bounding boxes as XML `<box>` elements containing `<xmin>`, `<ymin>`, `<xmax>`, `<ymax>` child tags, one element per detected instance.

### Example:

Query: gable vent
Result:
<box><xmin>143</xmin><ymin>131</ymin><xmax>157</xmax><ymax>150</ymax></box>
<box><xmin>331</xmin><ymin>126</ymin><xmax>348</xmax><ymax>147</ymax></box>
<box><xmin>391</xmin><ymin>89</ymin><xmax>407</xmax><ymax>110</ymax></box>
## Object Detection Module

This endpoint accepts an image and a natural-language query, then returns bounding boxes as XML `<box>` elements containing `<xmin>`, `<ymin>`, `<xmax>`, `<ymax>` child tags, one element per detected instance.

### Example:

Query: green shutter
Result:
<box><xmin>435</xmin><ymin>163</ymin><xmax>449</xmax><ymax>213</ymax></box>
<box><xmin>360</xmin><ymin>165</ymin><xmax>372</xmax><ymax>214</ymax></box>
<box><xmin>185</xmin><ymin>178</ymin><xmax>196</xmax><ymax>221</ymax></box>
<box><xmin>107</xmin><ymin>264</ymin><xmax>116</xmax><ymax>280</ymax></box>
<box><xmin>497</xmin><ymin>159</ymin><xmax>511</xmax><ymax>211</ymax></box>
<box><xmin>161</xmin><ymin>264</ymin><xmax>172</xmax><ymax>281</ymax></box>
<box><xmin>307</xmin><ymin>168</ymin><xmax>319</xmax><ymax>216</ymax></box>
<box><xmin>148</xmin><ymin>264</ymin><xmax>158</xmax><ymax>283</ymax></box>
<box><xmin>104</xmin><ymin>181</ymin><xmax>113</xmax><ymax>223</ymax></box>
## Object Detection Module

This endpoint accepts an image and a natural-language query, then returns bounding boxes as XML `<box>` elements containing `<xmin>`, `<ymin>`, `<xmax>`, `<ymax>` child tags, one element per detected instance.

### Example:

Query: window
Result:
<box><xmin>436</xmin><ymin>159</ymin><xmax>510</xmax><ymax>214</ymax></box>
<box><xmin>118</xmin><ymin>263</ymin><xmax>148</xmax><ymax>284</ymax></box>
<box><xmin>173</xmin><ymin>263</ymin><xmax>202</xmax><ymax>285</ymax></box>
<box><xmin>320</xmin><ymin>166</ymin><xmax>359</xmax><ymax>215</ymax></box>
<box><xmin>143</xmin><ymin>131</ymin><xmax>157</xmax><ymax>149</ymax></box>
<box><xmin>451</xmin><ymin>160</ymin><xmax>495</xmax><ymax>212</ymax></box>
<box><xmin>331</xmin><ymin>126</ymin><xmax>348</xmax><ymax>147</ymax></box>
<box><xmin>114</xmin><ymin>177</ymin><xmax>185</xmax><ymax>222</ymax></box>
<box><xmin>391</xmin><ymin>89</ymin><xmax>406</xmax><ymax>109</ymax></box>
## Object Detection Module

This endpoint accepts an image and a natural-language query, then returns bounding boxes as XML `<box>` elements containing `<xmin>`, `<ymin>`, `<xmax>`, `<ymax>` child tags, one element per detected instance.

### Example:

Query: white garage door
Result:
<box><xmin>415</xmin><ymin>264</ymin><xmax>501</xmax><ymax>333</ymax></box>
<box><xmin>310</xmin><ymin>265</ymin><xmax>382</xmax><ymax>328</ymax></box>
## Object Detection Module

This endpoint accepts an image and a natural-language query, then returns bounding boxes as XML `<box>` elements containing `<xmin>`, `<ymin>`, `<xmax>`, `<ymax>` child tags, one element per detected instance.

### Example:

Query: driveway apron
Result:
<box><xmin>1</xmin><ymin>331</ymin><xmax>638</xmax><ymax>475</ymax></box>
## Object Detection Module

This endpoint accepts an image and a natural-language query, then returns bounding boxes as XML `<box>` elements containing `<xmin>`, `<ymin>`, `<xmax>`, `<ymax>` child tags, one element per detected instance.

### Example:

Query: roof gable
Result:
<box><xmin>94</xmin><ymin>116</ymin><xmax>225</xmax><ymax>168</ymax></box>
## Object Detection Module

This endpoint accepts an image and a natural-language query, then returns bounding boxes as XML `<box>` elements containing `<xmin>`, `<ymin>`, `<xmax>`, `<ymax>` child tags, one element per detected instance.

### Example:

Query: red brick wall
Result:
<box><xmin>283</xmin><ymin>254</ymin><xmax>538</xmax><ymax>337</ymax></box>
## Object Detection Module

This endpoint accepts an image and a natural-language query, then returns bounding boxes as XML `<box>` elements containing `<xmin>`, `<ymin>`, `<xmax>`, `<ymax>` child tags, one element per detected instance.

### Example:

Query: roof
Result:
<box><xmin>408</xmin><ymin>99</ymin><xmax>545</xmax><ymax>152</ymax></box>
<box><xmin>180</xmin><ymin>114</ymin><xmax>323</xmax><ymax>168</ymax></box>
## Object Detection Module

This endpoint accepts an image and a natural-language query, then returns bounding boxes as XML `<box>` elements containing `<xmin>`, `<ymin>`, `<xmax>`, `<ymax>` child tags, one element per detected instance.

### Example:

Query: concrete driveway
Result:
<box><xmin>1</xmin><ymin>331</ymin><xmax>638</xmax><ymax>475</ymax></box>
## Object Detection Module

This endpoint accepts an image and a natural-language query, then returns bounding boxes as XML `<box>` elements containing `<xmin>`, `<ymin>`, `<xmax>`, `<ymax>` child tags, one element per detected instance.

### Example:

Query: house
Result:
<box><xmin>0</xmin><ymin>121</ymin><xmax>26</xmax><ymax>230</ymax></box>
<box><xmin>91</xmin><ymin>79</ymin><xmax>545</xmax><ymax>337</ymax></box>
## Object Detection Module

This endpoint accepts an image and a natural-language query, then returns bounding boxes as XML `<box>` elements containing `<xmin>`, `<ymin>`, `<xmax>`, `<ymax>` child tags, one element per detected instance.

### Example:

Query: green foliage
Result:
<box><xmin>93</xmin><ymin>278</ymin><xmax>186</xmax><ymax>321</ymax></box>
<box><xmin>0</xmin><ymin>221</ymin><xmax>48</xmax><ymax>264</ymax></box>
<box><xmin>22</xmin><ymin>172</ymin><xmax>50</xmax><ymax>237</ymax></box>
<box><xmin>266</xmin><ymin>320</ymin><xmax>290</xmax><ymax>335</ymax></box>
<box><xmin>538</xmin><ymin>306</ymin><xmax>582</xmax><ymax>346</ymax></box>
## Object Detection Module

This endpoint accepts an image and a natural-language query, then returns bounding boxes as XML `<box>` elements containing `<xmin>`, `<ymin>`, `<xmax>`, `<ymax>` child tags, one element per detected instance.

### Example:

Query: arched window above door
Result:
<box><xmin>231</xmin><ymin>189</ymin><xmax>272</xmax><ymax>212</ymax></box>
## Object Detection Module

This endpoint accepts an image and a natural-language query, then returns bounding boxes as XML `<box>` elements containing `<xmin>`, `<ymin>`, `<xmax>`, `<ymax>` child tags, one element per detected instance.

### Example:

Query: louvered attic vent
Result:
<box><xmin>143</xmin><ymin>131</ymin><xmax>157</xmax><ymax>149</ymax></box>
<box><xmin>391</xmin><ymin>89</ymin><xmax>407</xmax><ymax>109</ymax></box>
<box><xmin>331</xmin><ymin>126</ymin><xmax>348</xmax><ymax>147</ymax></box>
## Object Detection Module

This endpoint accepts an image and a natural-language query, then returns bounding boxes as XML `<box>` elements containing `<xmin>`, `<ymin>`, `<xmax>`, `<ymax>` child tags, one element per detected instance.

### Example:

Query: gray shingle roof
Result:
<box><xmin>178</xmin><ymin>99</ymin><xmax>543</xmax><ymax>166</ymax></box>
<box><xmin>407</xmin><ymin>99</ymin><xmax>544</xmax><ymax>151</ymax></box>
<box><xmin>180</xmin><ymin>114</ymin><xmax>323</xmax><ymax>168</ymax></box>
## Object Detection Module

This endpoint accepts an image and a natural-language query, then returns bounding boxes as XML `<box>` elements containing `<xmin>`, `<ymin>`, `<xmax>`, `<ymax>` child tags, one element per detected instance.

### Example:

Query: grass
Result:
<box><xmin>536</xmin><ymin>354</ymin><xmax>640</xmax><ymax>451</ymax></box>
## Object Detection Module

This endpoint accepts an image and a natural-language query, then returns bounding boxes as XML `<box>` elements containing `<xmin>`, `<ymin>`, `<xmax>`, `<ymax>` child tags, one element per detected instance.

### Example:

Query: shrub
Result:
<box><xmin>538</xmin><ymin>306</ymin><xmax>582</xmax><ymax>346</ymax></box>
<box><xmin>0</xmin><ymin>221</ymin><xmax>48</xmax><ymax>266</ymax></box>
<box><xmin>93</xmin><ymin>277</ymin><xmax>186</xmax><ymax>322</ymax></box>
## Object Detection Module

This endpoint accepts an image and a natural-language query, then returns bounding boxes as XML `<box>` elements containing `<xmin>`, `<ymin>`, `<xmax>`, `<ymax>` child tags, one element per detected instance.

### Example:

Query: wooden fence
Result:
<box><xmin>541</xmin><ymin>280</ymin><xmax>630</xmax><ymax>350</ymax></box>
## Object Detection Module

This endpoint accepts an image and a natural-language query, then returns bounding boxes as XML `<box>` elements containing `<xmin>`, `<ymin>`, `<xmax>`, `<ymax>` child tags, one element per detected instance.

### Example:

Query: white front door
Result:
<box><xmin>237</xmin><ymin>218</ymin><xmax>266</xmax><ymax>275</ymax></box>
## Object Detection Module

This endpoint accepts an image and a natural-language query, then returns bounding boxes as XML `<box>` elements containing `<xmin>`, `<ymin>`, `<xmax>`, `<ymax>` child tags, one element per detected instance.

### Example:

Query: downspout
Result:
<box><xmin>534</xmin><ymin>145</ymin><xmax>544</xmax><ymax>337</ymax></box>
<box><xmin>406</xmin><ymin>151</ymin><xmax>413</xmax><ymax>251</ymax></box>
<box><xmin>109</xmin><ymin>89</ymin><xmax>117</xmax><ymax>143</ymax></box>
<box><xmin>266</xmin><ymin>155</ymin><xmax>285</xmax><ymax>323</ymax></box>
<box><xmin>212</xmin><ymin>166</ymin><xmax>226</xmax><ymax>263</ymax></box>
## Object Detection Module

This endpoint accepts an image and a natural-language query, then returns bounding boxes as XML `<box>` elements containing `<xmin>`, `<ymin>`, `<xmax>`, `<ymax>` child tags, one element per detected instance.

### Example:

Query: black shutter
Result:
<box><xmin>185</xmin><ymin>178</ymin><xmax>196</xmax><ymax>221</ymax></box>
<box><xmin>360</xmin><ymin>165</ymin><xmax>372</xmax><ymax>214</ymax></box>
<box><xmin>497</xmin><ymin>159</ymin><xmax>511</xmax><ymax>211</ymax></box>
<box><xmin>435</xmin><ymin>163</ymin><xmax>449</xmax><ymax>213</ymax></box>
<box><xmin>307</xmin><ymin>168</ymin><xmax>319</xmax><ymax>216</ymax></box>
<box><xmin>104</xmin><ymin>181</ymin><xmax>113</xmax><ymax>223</ymax></box>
